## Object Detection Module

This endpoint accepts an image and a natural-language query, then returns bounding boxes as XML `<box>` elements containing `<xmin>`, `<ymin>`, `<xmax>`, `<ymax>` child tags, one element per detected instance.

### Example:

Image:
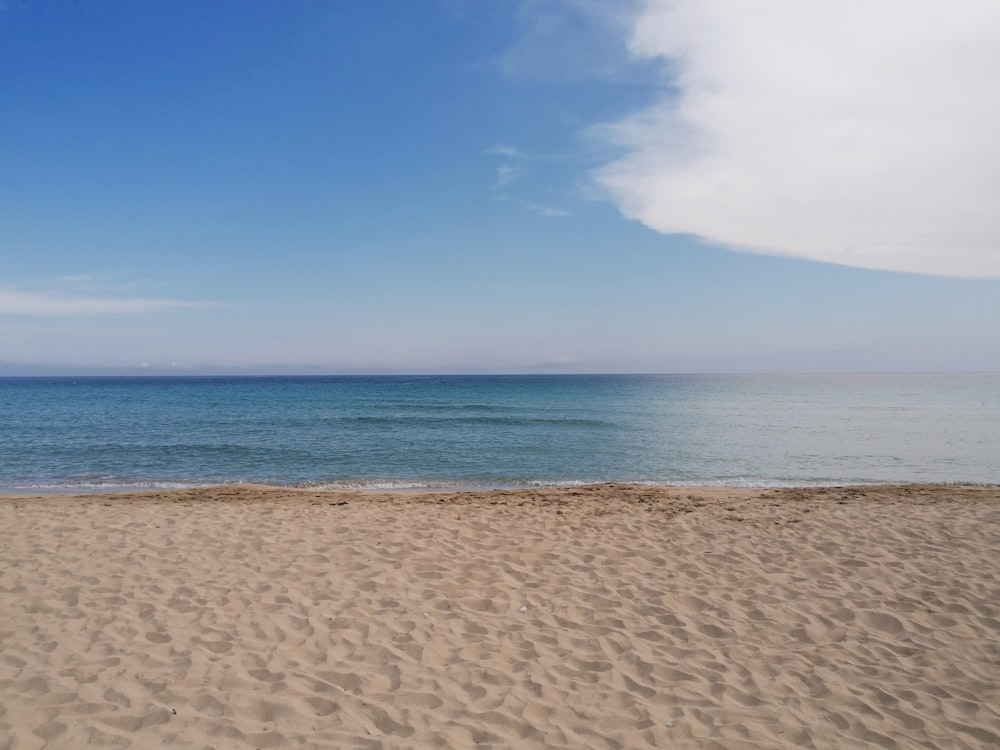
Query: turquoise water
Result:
<box><xmin>0</xmin><ymin>374</ymin><xmax>997</xmax><ymax>490</ymax></box>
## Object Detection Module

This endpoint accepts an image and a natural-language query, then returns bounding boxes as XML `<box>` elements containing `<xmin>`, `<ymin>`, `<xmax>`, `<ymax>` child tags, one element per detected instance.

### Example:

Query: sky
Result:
<box><xmin>2</xmin><ymin>0</ymin><xmax>999</xmax><ymax>375</ymax></box>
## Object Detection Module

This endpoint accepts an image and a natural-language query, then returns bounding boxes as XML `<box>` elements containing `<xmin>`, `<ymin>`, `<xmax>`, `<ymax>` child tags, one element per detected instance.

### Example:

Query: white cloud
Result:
<box><xmin>0</xmin><ymin>285</ymin><xmax>209</xmax><ymax>316</ymax></box>
<box><xmin>595</xmin><ymin>0</ymin><xmax>1000</xmax><ymax>278</ymax></box>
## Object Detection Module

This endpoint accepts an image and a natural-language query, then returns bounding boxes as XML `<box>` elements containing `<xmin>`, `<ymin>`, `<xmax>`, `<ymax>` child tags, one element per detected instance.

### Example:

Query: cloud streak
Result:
<box><xmin>486</xmin><ymin>144</ymin><xmax>573</xmax><ymax>218</ymax></box>
<box><xmin>500</xmin><ymin>0</ymin><xmax>637</xmax><ymax>83</ymax></box>
<box><xmin>595</xmin><ymin>0</ymin><xmax>1000</xmax><ymax>278</ymax></box>
<box><xmin>0</xmin><ymin>285</ymin><xmax>210</xmax><ymax>316</ymax></box>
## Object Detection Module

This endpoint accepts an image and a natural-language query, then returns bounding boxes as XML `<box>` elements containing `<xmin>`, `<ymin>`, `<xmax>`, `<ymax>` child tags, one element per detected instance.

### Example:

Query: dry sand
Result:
<box><xmin>1</xmin><ymin>484</ymin><xmax>999</xmax><ymax>749</ymax></box>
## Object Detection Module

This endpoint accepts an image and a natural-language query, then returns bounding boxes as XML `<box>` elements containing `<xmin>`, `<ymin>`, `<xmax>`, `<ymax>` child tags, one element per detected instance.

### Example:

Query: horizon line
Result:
<box><xmin>2</xmin><ymin>369</ymin><xmax>997</xmax><ymax>378</ymax></box>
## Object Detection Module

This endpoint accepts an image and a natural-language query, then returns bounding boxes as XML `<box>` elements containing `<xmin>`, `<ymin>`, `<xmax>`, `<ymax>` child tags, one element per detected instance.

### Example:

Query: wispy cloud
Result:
<box><xmin>488</xmin><ymin>144</ymin><xmax>529</xmax><ymax>190</ymax></box>
<box><xmin>485</xmin><ymin>145</ymin><xmax>527</xmax><ymax>160</ymax></box>
<box><xmin>499</xmin><ymin>0</ymin><xmax>639</xmax><ymax>83</ymax></box>
<box><xmin>595</xmin><ymin>0</ymin><xmax>1000</xmax><ymax>278</ymax></box>
<box><xmin>495</xmin><ymin>162</ymin><xmax>522</xmax><ymax>188</ymax></box>
<box><xmin>0</xmin><ymin>284</ymin><xmax>211</xmax><ymax>316</ymax></box>
<box><xmin>486</xmin><ymin>144</ymin><xmax>573</xmax><ymax>218</ymax></box>
<box><xmin>526</xmin><ymin>203</ymin><xmax>572</xmax><ymax>218</ymax></box>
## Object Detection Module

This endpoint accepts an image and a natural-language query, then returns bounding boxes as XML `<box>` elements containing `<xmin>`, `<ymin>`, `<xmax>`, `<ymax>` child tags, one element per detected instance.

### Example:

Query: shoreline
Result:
<box><xmin>3</xmin><ymin>484</ymin><xmax>999</xmax><ymax>748</ymax></box>
<box><xmin>4</xmin><ymin>478</ymin><xmax>997</xmax><ymax>500</ymax></box>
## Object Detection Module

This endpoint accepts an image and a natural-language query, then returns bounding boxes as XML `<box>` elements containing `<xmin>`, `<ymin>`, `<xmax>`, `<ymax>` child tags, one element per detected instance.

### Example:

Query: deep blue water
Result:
<box><xmin>0</xmin><ymin>374</ymin><xmax>997</xmax><ymax>490</ymax></box>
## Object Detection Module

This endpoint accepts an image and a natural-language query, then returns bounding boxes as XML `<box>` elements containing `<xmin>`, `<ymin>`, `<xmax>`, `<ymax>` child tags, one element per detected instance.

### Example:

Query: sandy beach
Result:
<box><xmin>1</xmin><ymin>484</ymin><xmax>998</xmax><ymax>749</ymax></box>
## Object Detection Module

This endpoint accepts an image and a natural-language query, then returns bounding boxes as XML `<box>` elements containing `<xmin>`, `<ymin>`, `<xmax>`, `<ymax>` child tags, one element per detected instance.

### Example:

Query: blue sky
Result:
<box><xmin>2</xmin><ymin>0</ymin><xmax>998</xmax><ymax>374</ymax></box>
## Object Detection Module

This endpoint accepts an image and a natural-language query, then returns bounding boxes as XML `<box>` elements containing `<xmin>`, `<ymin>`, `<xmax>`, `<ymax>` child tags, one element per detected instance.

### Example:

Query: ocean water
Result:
<box><xmin>0</xmin><ymin>374</ymin><xmax>997</xmax><ymax>491</ymax></box>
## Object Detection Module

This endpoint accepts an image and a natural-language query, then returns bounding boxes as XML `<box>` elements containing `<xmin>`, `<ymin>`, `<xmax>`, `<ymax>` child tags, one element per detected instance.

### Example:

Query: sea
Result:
<box><xmin>0</xmin><ymin>374</ymin><xmax>997</xmax><ymax>492</ymax></box>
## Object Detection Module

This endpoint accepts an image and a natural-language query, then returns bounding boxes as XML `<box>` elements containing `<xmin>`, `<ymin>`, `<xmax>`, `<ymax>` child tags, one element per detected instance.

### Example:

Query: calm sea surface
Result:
<box><xmin>0</xmin><ymin>374</ymin><xmax>997</xmax><ymax>491</ymax></box>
